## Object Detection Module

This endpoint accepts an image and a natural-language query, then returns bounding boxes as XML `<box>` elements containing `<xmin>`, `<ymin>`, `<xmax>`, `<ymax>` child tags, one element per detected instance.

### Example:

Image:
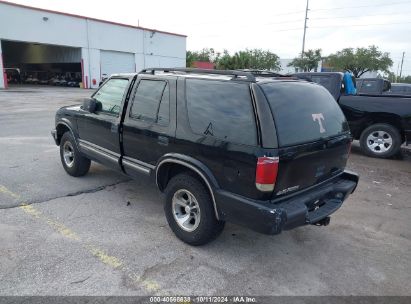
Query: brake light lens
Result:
<box><xmin>256</xmin><ymin>156</ymin><xmax>279</xmax><ymax>192</ymax></box>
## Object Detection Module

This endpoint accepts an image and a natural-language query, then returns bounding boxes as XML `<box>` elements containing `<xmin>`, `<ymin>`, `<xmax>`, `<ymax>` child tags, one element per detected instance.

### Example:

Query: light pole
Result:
<box><xmin>399</xmin><ymin>51</ymin><xmax>405</xmax><ymax>79</ymax></box>
<box><xmin>301</xmin><ymin>0</ymin><xmax>309</xmax><ymax>58</ymax></box>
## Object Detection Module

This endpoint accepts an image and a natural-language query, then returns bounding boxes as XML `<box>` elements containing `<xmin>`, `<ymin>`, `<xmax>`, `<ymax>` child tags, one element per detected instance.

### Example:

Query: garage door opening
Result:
<box><xmin>100</xmin><ymin>50</ymin><xmax>135</xmax><ymax>79</ymax></box>
<box><xmin>2</xmin><ymin>40</ymin><xmax>82</xmax><ymax>87</ymax></box>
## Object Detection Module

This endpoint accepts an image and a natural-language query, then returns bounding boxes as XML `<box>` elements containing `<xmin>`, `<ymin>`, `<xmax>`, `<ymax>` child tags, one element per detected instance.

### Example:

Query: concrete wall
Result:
<box><xmin>0</xmin><ymin>1</ymin><xmax>186</xmax><ymax>89</ymax></box>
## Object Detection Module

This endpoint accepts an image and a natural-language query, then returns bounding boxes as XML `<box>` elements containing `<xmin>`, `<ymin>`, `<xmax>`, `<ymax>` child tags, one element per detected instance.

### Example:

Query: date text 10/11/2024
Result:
<box><xmin>149</xmin><ymin>296</ymin><xmax>257</xmax><ymax>303</ymax></box>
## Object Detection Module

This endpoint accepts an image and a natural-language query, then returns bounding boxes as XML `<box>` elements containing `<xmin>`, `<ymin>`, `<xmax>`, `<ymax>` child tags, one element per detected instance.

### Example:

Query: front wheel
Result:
<box><xmin>59</xmin><ymin>132</ymin><xmax>91</xmax><ymax>176</ymax></box>
<box><xmin>164</xmin><ymin>173</ymin><xmax>225</xmax><ymax>246</ymax></box>
<box><xmin>359</xmin><ymin>123</ymin><xmax>402</xmax><ymax>158</ymax></box>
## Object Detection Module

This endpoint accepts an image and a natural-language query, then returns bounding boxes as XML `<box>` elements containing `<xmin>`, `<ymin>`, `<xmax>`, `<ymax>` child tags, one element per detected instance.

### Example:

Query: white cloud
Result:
<box><xmin>8</xmin><ymin>0</ymin><xmax>411</xmax><ymax>75</ymax></box>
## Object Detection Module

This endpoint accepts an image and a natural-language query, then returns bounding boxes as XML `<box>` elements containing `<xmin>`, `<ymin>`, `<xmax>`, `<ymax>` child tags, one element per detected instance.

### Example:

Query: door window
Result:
<box><xmin>186</xmin><ymin>79</ymin><xmax>257</xmax><ymax>146</ymax></box>
<box><xmin>130</xmin><ymin>80</ymin><xmax>169</xmax><ymax>125</ymax></box>
<box><xmin>93</xmin><ymin>78</ymin><xmax>129</xmax><ymax>115</ymax></box>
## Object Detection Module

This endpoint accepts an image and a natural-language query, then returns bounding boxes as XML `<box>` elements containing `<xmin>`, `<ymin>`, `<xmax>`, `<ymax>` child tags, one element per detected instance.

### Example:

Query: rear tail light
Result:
<box><xmin>256</xmin><ymin>156</ymin><xmax>279</xmax><ymax>192</ymax></box>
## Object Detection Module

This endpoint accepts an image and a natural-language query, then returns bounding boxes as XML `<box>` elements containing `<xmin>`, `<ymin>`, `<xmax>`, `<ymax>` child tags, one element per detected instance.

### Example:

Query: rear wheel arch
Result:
<box><xmin>155</xmin><ymin>157</ymin><xmax>220</xmax><ymax>219</ymax></box>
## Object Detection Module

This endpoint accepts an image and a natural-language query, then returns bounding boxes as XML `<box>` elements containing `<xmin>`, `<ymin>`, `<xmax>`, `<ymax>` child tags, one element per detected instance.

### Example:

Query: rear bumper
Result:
<box><xmin>216</xmin><ymin>170</ymin><xmax>359</xmax><ymax>235</ymax></box>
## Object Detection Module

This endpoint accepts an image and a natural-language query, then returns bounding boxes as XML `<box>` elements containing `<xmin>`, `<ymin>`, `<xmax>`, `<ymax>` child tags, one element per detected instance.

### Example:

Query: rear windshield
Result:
<box><xmin>260</xmin><ymin>81</ymin><xmax>349</xmax><ymax>147</ymax></box>
<box><xmin>359</xmin><ymin>80</ymin><xmax>379</xmax><ymax>93</ymax></box>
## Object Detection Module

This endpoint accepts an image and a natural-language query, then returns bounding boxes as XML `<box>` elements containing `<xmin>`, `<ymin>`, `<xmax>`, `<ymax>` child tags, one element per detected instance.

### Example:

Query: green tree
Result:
<box><xmin>187</xmin><ymin>48</ymin><xmax>280</xmax><ymax>71</ymax></box>
<box><xmin>385</xmin><ymin>71</ymin><xmax>411</xmax><ymax>84</ymax></box>
<box><xmin>186</xmin><ymin>51</ymin><xmax>196</xmax><ymax>67</ymax></box>
<box><xmin>287</xmin><ymin>49</ymin><xmax>322</xmax><ymax>72</ymax></box>
<box><xmin>215</xmin><ymin>49</ymin><xmax>280</xmax><ymax>71</ymax></box>
<box><xmin>214</xmin><ymin>50</ymin><xmax>233</xmax><ymax>69</ymax></box>
<box><xmin>327</xmin><ymin>45</ymin><xmax>393</xmax><ymax>78</ymax></box>
<box><xmin>398</xmin><ymin>75</ymin><xmax>411</xmax><ymax>84</ymax></box>
<box><xmin>186</xmin><ymin>48</ymin><xmax>217</xmax><ymax>67</ymax></box>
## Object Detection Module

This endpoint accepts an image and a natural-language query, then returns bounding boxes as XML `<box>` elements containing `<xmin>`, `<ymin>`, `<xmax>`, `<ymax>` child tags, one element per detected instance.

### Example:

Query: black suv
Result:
<box><xmin>52</xmin><ymin>68</ymin><xmax>359</xmax><ymax>245</ymax></box>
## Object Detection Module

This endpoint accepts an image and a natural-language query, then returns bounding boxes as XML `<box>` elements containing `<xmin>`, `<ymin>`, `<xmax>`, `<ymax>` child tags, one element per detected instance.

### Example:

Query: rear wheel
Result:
<box><xmin>59</xmin><ymin>132</ymin><xmax>91</xmax><ymax>176</ymax></box>
<box><xmin>359</xmin><ymin>123</ymin><xmax>402</xmax><ymax>158</ymax></box>
<box><xmin>164</xmin><ymin>173</ymin><xmax>225</xmax><ymax>245</ymax></box>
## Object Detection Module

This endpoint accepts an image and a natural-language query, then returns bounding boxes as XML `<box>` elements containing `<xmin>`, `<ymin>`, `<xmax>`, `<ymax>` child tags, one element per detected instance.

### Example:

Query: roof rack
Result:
<box><xmin>236</xmin><ymin>69</ymin><xmax>286</xmax><ymax>78</ymax></box>
<box><xmin>139</xmin><ymin>68</ymin><xmax>256</xmax><ymax>82</ymax></box>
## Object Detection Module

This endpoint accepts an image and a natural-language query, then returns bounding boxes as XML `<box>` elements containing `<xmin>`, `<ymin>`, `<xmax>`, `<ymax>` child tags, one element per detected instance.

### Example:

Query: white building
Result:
<box><xmin>0</xmin><ymin>0</ymin><xmax>186</xmax><ymax>89</ymax></box>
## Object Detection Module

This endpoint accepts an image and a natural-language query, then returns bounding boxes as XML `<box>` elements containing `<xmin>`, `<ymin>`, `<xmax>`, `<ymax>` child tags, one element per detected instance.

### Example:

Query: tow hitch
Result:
<box><xmin>314</xmin><ymin>216</ymin><xmax>331</xmax><ymax>226</ymax></box>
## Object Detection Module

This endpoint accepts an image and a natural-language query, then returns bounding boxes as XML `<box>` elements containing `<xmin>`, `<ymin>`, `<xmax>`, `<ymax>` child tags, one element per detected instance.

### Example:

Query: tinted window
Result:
<box><xmin>261</xmin><ymin>82</ymin><xmax>349</xmax><ymax>147</ymax></box>
<box><xmin>130</xmin><ymin>80</ymin><xmax>169</xmax><ymax>125</ymax></box>
<box><xmin>311</xmin><ymin>76</ymin><xmax>333</xmax><ymax>93</ymax></box>
<box><xmin>186</xmin><ymin>79</ymin><xmax>257</xmax><ymax>146</ymax></box>
<box><xmin>360</xmin><ymin>80</ymin><xmax>378</xmax><ymax>93</ymax></box>
<box><xmin>94</xmin><ymin>78</ymin><xmax>129</xmax><ymax>115</ymax></box>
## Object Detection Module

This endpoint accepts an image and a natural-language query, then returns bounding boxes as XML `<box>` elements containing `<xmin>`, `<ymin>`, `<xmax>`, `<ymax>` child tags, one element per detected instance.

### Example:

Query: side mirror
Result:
<box><xmin>82</xmin><ymin>98</ymin><xmax>97</xmax><ymax>113</ymax></box>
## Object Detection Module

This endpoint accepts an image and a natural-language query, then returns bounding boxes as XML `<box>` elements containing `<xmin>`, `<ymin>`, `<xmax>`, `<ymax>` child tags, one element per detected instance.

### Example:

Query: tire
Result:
<box><xmin>59</xmin><ymin>132</ymin><xmax>91</xmax><ymax>177</ymax></box>
<box><xmin>164</xmin><ymin>173</ymin><xmax>225</xmax><ymax>246</ymax></box>
<box><xmin>359</xmin><ymin>123</ymin><xmax>402</xmax><ymax>158</ymax></box>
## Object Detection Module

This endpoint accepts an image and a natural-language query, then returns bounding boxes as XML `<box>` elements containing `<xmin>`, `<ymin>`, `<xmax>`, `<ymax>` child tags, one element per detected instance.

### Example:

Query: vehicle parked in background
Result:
<box><xmin>37</xmin><ymin>71</ymin><xmax>49</xmax><ymax>85</ymax></box>
<box><xmin>48</xmin><ymin>76</ymin><xmax>60</xmax><ymax>86</ymax></box>
<box><xmin>24</xmin><ymin>75</ymin><xmax>39</xmax><ymax>85</ymax></box>
<box><xmin>66</xmin><ymin>72</ymin><xmax>81</xmax><ymax>87</ymax></box>
<box><xmin>295</xmin><ymin>72</ymin><xmax>411</xmax><ymax>158</ymax></box>
<box><xmin>4</xmin><ymin>68</ymin><xmax>21</xmax><ymax>84</ymax></box>
<box><xmin>10</xmin><ymin>71</ymin><xmax>81</xmax><ymax>87</ymax></box>
<box><xmin>67</xmin><ymin>79</ymin><xmax>80</xmax><ymax>87</ymax></box>
<box><xmin>38</xmin><ymin>78</ymin><xmax>49</xmax><ymax>85</ymax></box>
<box><xmin>56</xmin><ymin>77</ymin><xmax>68</xmax><ymax>86</ymax></box>
<box><xmin>52</xmin><ymin>68</ymin><xmax>358</xmax><ymax>245</ymax></box>
<box><xmin>388</xmin><ymin>83</ymin><xmax>411</xmax><ymax>96</ymax></box>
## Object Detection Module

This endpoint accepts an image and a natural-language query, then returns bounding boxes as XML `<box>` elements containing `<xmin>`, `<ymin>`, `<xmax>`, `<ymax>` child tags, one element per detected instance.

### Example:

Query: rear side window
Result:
<box><xmin>260</xmin><ymin>82</ymin><xmax>349</xmax><ymax>147</ymax></box>
<box><xmin>186</xmin><ymin>79</ymin><xmax>257</xmax><ymax>146</ymax></box>
<box><xmin>130</xmin><ymin>79</ymin><xmax>169</xmax><ymax>125</ymax></box>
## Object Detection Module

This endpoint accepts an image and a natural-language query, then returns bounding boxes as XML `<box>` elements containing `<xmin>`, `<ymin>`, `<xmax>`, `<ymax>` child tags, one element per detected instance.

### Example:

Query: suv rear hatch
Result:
<box><xmin>259</xmin><ymin>81</ymin><xmax>351</xmax><ymax>198</ymax></box>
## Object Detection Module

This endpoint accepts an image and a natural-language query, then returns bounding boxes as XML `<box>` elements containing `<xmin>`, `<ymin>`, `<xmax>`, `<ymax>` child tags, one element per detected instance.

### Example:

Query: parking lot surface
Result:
<box><xmin>0</xmin><ymin>86</ymin><xmax>410</xmax><ymax>296</ymax></box>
